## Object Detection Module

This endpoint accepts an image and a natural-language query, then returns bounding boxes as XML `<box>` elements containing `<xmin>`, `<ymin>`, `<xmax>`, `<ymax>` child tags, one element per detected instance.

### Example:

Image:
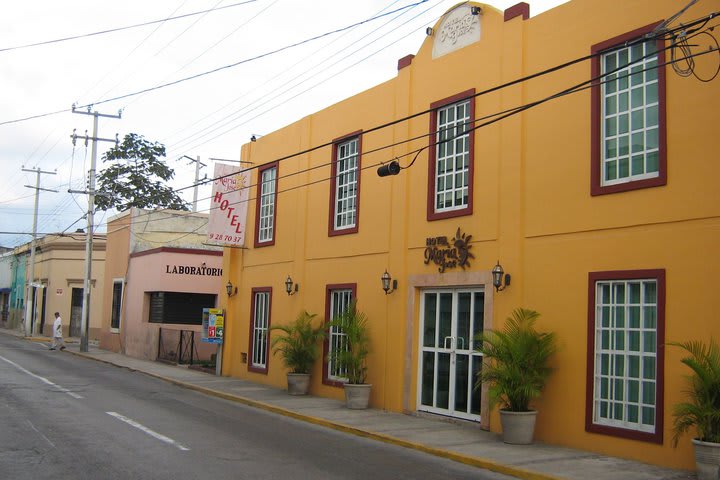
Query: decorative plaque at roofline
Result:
<box><xmin>432</xmin><ymin>4</ymin><xmax>481</xmax><ymax>60</ymax></box>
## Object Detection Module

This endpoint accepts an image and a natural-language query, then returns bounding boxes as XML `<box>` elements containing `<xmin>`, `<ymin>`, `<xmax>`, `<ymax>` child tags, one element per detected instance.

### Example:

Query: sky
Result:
<box><xmin>0</xmin><ymin>0</ymin><xmax>568</xmax><ymax>248</ymax></box>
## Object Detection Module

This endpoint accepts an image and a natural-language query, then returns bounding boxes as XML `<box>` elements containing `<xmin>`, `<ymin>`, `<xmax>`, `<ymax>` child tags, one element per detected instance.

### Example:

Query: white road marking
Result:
<box><xmin>0</xmin><ymin>354</ymin><xmax>84</xmax><ymax>399</ymax></box>
<box><xmin>27</xmin><ymin>420</ymin><xmax>56</xmax><ymax>449</ymax></box>
<box><xmin>106</xmin><ymin>412</ymin><xmax>190</xmax><ymax>451</ymax></box>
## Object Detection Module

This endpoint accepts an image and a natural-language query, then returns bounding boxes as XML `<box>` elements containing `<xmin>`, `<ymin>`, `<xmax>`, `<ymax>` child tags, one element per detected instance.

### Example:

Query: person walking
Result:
<box><xmin>49</xmin><ymin>312</ymin><xmax>66</xmax><ymax>351</ymax></box>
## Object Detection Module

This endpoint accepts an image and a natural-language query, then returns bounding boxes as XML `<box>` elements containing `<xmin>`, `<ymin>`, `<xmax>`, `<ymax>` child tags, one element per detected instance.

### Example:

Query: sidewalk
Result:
<box><xmin>2</xmin><ymin>328</ymin><xmax>694</xmax><ymax>480</ymax></box>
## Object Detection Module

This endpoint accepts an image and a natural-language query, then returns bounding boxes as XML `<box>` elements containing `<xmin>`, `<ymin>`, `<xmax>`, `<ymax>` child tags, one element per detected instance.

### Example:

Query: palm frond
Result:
<box><xmin>270</xmin><ymin>311</ymin><xmax>325</xmax><ymax>374</ymax></box>
<box><xmin>327</xmin><ymin>300</ymin><xmax>371</xmax><ymax>384</ymax></box>
<box><xmin>670</xmin><ymin>339</ymin><xmax>720</xmax><ymax>446</ymax></box>
<box><xmin>475</xmin><ymin>308</ymin><xmax>558</xmax><ymax>412</ymax></box>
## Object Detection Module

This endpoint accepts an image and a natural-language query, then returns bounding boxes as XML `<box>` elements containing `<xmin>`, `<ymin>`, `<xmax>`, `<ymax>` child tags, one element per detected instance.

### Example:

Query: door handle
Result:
<box><xmin>444</xmin><ymin>336</ymin><xmax>454</xmax><ymax>349</ymax></box>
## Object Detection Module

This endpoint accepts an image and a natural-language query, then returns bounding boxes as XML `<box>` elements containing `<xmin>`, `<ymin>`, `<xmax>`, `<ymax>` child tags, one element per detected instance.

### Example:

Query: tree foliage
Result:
<box><xmin>671</xmin><ymin>339</ymin><xmax>720</xmax><ymax>446</ymax></box>
<box><xmin>95</xmin><ymin>133</ymin><xmax>189</xmax><ymax>212</ymax></box>
<box><xmin>474</xmin><ymin>308</ymin><xmax>558</xmax><ymax>412</ymax></box>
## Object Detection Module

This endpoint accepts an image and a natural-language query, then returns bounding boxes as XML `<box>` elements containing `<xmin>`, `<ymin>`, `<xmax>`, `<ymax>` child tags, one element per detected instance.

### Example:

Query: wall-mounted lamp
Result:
<box><xmin>471</xmin><ymin>6</ymin><xmax>482</xmax><ymax>15</ymax></box>
<box><xmin>426</xmin><ymin>26</ymin><xmax>433</xmax><ymax>36</ymax></box>
<box><xmin>491</xmin><ymin>261</ymin><xmax>511</xmax><ymax>292</ymax></box>
<box><xmin>381</xmin><ymin>270</ymin><xmax>398</xmax><ymax>295</ymax></box>
<box><xmin>285</xmin><ymin>275</ymin><xmax>299</xmax><ymax>296</ymax></box>
<box><xmin>377</xmin><ymin>161</ymin><xmax>400</xmax><ymax>177</ymax></box>
<box><xmin>226</xmin><ymin>281</ymin><xmax>237</xmax><ymax>297</ymax></box>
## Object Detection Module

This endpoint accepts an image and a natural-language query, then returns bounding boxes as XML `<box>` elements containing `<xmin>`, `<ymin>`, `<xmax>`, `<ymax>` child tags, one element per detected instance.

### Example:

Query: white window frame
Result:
<box><xmin>110</xmin><ymin>278</ymin><xmax>124</xmax><ymax>332</ymax></box>
<box><xmin>434</xmin><ymin>100</ymin><xmax>470</xmax><ymax>213</ymax></box>
<box><xmin>327</xmin><ymin>289</ymin><xmax>353</xmax><ymax>381</ymax></box>
<box><xmin>251</xmin><ymin>290</ymin><xmax>270</xmax><ymax>370</ymax></box>
<box><xmin>592</xmin><ymin>278</ymin><xmax>658</xmax><ymax>433</ymax></box>
<box><xmin>333</xmin><ymin>138</ymin><xmax>359</xmax><ymax>231</ymax></box>
<box><xmin>600</xmin><ymin>40</ymin><xmax>660</xmax><ymax>186</ymax></box>
<box><xmin>257</xmin><ymin>166</ymin><xmax>277</xmax><ymax>244</ymax></box>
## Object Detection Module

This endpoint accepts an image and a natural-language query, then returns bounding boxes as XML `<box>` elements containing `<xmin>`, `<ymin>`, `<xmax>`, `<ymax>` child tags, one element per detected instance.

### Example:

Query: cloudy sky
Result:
<box><xmin>0</xmin><ymin>0</ymin><xmax>567</xmax><ymax>248</ymax></box>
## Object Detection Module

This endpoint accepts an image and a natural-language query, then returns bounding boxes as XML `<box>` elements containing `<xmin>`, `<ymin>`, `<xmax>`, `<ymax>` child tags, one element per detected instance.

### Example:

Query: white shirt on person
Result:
<box><xmin>53</xmin><ymin>316</ymin><xmax>63</xmax><ymax>338</ymax></box>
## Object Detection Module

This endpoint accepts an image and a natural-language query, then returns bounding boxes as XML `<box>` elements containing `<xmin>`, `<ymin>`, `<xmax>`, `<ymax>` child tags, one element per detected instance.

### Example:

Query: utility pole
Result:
<box><xmin>71</xmin><ymin>105</ymin><xmax>121</xmax><ymax>352</ymax></box>
<box><xmin>22</xmin><ymin>167</ymin><xmax>57</xmax><ymax>337</ymax></box>
<box><xmin>179</xmin><ymin>155</ymin><xmax>207</xmax><ymax>212</ymax></box>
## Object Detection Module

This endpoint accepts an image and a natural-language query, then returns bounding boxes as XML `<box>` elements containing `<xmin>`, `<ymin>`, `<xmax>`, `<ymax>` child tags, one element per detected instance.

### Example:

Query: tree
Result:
<box><xmin>95</xmin><ymin>133</ymin><xmax>189</xmax><ymax>212</ymax></box>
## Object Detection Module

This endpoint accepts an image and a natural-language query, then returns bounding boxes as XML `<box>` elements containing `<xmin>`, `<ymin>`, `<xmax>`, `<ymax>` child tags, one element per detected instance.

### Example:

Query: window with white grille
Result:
<box><xmin>587</xmin><ymin>269</ymin><xmax>665</xmax><ymax>443</ymax></box>
<box><xmin>333</xmin><ymin>137</ymin><xmax>359</xmax><ymax>232</ymax></box>
<box><xmin>591</xmin><ymin>26</ymin><xmax>666</xmax><ymax>196</ymax></box>
<box><xmin>327</xmin><ymin>288</ymin><xmax>353</xmax><ymax>381</ymax></box>
<box><xmin>250</xmin><ymin>289</ymin><xmax>271</xmax><ymax>371</ymax></box>
<box><xmin>257</xmin><ymin>165</ymin><xmax>276</xmax><ymax>245</ymax></box>
<box><xmin>434</xmin><ymin>100</ymin><xmax>470</xmax><ymax>212</ymax></box>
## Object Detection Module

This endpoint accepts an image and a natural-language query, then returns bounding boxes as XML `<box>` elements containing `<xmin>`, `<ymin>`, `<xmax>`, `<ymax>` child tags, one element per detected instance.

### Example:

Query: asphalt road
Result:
<box><xmin>0</xmin><ymin>334</ymin><xmax>514</xmax><ymax>480</ymax></box>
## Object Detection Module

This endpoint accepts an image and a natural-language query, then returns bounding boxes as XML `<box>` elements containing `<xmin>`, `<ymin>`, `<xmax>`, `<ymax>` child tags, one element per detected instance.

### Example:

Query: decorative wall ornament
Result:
<box><xmin>432</xmin><ymin>5</ymin><xmax>481</xmax><ymax>59</ymax></box>
<box><xmin>424</xmin><ymin>228</ymin><xmax>474</xmax><ymax>273</ymax></box>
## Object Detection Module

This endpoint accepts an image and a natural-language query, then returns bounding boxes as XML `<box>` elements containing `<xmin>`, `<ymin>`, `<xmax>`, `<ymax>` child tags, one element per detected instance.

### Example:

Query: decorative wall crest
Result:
<box><xmin>424</xmin><ymin>228</ymin><xmax>475</xmax><ymax>273</ymax></box>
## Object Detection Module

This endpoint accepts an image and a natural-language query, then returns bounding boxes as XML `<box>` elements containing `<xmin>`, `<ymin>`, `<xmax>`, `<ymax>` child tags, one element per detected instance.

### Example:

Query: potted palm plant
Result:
<box><xmin>671</xmin><ymin>339</ymin><xmax>720</xmax><ymax>480</ymax></box>
<box><xmin>270</xmin><ymin>311</ymin><xmax>325</xmax><ymax>395</ymax></box>
<box><xmin>474</xmin><ymin>307</ymin><xmax>558</xmax><ymax>444</ymax></box>
<box><xmin>327</xmin><ymin>301</ymin><xmax>371</xmax><ymax>409</ymax></box>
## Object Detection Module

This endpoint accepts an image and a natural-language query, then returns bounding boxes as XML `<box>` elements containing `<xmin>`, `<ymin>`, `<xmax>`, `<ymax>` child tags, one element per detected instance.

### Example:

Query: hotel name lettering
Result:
<box><xmin>165</xmin><ymin>265</ymin><xmax>223</xmax><ymax>276</ymax></box>
<box><xmin>424</xmin><ymin>228</ymin><xmax>474</xmax><ymax>273</ymax></box>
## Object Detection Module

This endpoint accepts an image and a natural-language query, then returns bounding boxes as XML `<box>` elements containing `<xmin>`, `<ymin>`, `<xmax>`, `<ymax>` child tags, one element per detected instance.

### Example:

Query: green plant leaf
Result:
<box><xmin>270</xmin><ymin>311</ymin><xmax>325</xmax><ymax>374</ymax></box>
<box><xmin>474</xmin><ymin>308</ymin><xmax>557</xmax><ymax>412</ymax></box>
<box><xmin>670</xmin><ymin>339</ymin><xmax>720</xmax><ymax>446</ymax></box>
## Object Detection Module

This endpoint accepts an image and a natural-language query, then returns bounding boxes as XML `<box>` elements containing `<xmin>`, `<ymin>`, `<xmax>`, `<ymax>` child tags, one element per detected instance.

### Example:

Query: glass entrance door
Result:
<box><xmin>418</xmin><ymin>289</ymin><xmax>485</xmax><ymax>421</ymax></box>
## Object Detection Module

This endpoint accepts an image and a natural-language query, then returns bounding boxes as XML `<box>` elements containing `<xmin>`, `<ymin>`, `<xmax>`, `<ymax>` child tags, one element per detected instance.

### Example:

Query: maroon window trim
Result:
<box><xmin>322</xmin><ymin>283</ymin><xmax>357</xmax><ymax>387</ymax></box>
<box><xmin>328</xmin><ymin>132</ymin><xmax>362</xmax><ymax>237</ymax></box>
<box><xmin>248</xmin><ymin>286</ymin><xmax>272</xmax><ymax>374</ymax></box>
<box><xmin>254</xmin><ymin>162</ymin><xmax>278</xmax><ymax>248</ymax></box>
<box><xmin>590</xmin><ymin>22</ymin><xmax>667</xmax><ymax>196</ymax></box>
<box><xmin>585</xmin><ymin>269</ymin><xmax>666</xmax><ymax>444</ymax></box>
<box><xmin>427</xmin><ymin>89</ymin><xmax>475</xmax><ymax>221</ymax></box>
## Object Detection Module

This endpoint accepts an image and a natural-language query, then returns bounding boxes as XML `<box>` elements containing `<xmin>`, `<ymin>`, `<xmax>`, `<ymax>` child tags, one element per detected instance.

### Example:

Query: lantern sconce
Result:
<box><xmin>226</xmin><ymin>281</ymin><xmax>237</xmax><ymax>297</ymax></box>
<box><xmin>381</xmin><ymin>270</ymin><xmax>398</xmax><ymax>295</ymax></box>
<box><xmin>491</xmin><ymin>261</ymin><xmax>511</xmax><ymax>292</ymax></box>
<box><xmin>285</xmin><ymin>275</ymin><xmax>299</xmax><ymax>296</ymax></box>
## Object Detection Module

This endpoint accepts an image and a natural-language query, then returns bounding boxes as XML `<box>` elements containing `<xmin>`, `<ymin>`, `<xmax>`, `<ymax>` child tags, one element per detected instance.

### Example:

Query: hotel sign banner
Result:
<box><xmin>424</xmin><ymin>228</ymin><xmax>474</xmax><ymax>273</ymax></box>
<box><xmin>207</xmin><ymin>163</ymin><xmax>250</xmax><ymax>247</ymax></box>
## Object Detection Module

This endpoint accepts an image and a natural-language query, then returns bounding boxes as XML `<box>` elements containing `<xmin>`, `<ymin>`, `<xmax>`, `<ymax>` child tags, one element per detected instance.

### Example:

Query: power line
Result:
<box><xmin>176</xmin><ymin>20</ymin><xmax>720</xmax><ymax>209</ymax></box>
<box><xmin>0</xmin><ymin>0</ymin><xmax>429</xmax><ymax>128</ymax></box>
<box><xmin>166</xmin><ymin>0</ymin><xmax>442</xmax><ymax>155</ymax></box>
<box><xmin>0</xmin><ymin>1</ymin><xmax>259</xmax><ymax>54</ymax></box>
<box><xmin>74</xmin><ymin>0</ymin><xmax>430</xmax><ymax>110</ymax></box>
<box><xmin>18</xmin><ymin>13</ymin><xmax>717</xmax><ymax>244</ymax></box>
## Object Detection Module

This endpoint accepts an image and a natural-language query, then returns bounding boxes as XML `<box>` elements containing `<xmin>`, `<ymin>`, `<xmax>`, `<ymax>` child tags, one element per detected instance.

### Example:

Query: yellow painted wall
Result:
<box><xmin>222</xmin><ymin>0</ymin><xmax>720</xmax><ymax>469</ymax></box>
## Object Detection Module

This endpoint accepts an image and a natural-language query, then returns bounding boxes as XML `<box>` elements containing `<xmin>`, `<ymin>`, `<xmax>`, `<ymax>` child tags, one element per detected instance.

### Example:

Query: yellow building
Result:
<box><xmin>221</xmin><ymin>0</ymin><xmax>720</xmax><ymax>469</ymax></box>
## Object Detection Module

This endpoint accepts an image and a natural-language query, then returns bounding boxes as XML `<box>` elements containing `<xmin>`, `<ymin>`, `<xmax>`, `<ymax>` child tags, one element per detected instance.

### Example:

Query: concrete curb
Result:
<box><xmin>64</xmin><ymin>348</ymin><xmax>564</xmax><ymax>480</ymax></box>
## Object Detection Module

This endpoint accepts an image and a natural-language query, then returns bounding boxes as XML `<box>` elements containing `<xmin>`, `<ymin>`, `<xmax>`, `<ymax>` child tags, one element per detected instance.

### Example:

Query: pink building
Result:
<box><xmin>99</xmin><ymin>208</ymin><xmax>222</xmax><ymax>365</ymax></box>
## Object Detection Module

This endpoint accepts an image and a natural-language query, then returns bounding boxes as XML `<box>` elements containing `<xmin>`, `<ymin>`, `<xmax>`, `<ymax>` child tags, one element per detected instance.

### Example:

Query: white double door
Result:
<box><xmin>418</xmin><ymin>288</ymin><xmax>485</xmax><ymax>421</ymax></box>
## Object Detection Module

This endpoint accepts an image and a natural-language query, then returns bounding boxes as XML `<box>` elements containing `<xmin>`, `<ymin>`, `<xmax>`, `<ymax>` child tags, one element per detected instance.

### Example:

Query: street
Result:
<box><xmin>0</xmin><ymin>334</ymin><xmax>513</xmax><ymax>480</ymax></box>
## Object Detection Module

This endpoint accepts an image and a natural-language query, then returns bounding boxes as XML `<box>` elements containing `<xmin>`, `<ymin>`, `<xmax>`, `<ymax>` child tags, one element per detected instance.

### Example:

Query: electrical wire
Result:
<box><xmin>160</xmin><ymin>0</ymin><xmax>420</xmax><ymax>150</ymax></box>
<box><xmin>0</xmin><ymin>0</ymin><xmax>429</xmax><ymax>128</ymax></box>
<box><xmin>0</xmin><ymin>1</ymin><xmax>259</xmax><ymax>54</ymax></box>
<box><xmin>6</xmin><ymin>12</ymin><xmax>719</xmax><ymax>244</ymax></box>
<box><xmin>174</xmin><ymin>23</ymin><xmax>720</xmax><ymax>213</ymax></box>
<box><xmin>169</xmin><ymin>0</ymin><xmax>444</xmax><ymax>155</ymax></box>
